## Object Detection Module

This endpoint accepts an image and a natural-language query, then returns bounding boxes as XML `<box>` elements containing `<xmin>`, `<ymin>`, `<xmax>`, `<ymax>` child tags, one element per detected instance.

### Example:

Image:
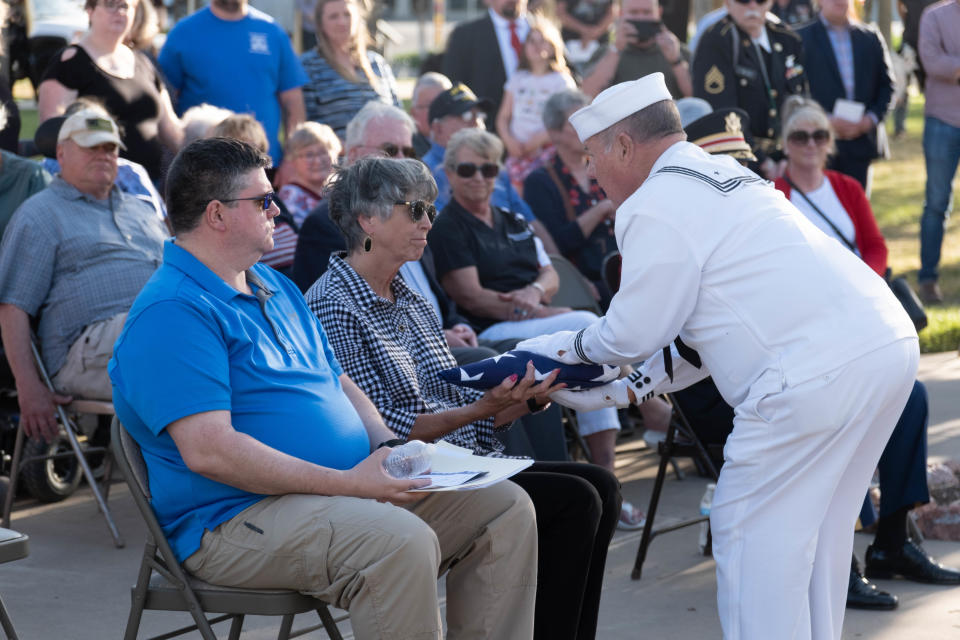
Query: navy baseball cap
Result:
<box><xmin>428</xmin><ymin>83</ymin><xmax>493</xmax><ymax>124</ymax></box>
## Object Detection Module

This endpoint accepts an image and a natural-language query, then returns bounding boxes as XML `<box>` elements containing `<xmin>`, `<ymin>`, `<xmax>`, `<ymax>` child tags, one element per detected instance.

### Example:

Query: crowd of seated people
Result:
<box><xmin>0</xmin><ymin>0</ymin><xmax>958</xmax><ymax>635</ymax></box>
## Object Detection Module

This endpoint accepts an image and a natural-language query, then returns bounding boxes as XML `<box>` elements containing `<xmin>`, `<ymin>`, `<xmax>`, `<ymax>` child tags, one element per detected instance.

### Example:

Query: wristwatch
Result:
<box><xmin>529</xmin><ymin>282</ymin><xmax>546</xmax><ymax>299</ymax></box>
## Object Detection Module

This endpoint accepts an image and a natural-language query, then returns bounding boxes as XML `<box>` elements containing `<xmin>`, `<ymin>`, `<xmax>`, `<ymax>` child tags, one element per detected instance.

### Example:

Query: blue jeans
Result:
<box><xmin>919</xmin><ymin>116</ymin><xmax>960</xmax><ymax>283</ymax></box>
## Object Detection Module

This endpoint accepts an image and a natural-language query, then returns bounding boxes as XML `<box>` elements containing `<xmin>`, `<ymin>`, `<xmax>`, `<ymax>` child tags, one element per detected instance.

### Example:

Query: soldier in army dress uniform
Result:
<box><xmin>692</xmin><ymin>0</ymin><xmax>807</xmax><ymax>177</ymax></box>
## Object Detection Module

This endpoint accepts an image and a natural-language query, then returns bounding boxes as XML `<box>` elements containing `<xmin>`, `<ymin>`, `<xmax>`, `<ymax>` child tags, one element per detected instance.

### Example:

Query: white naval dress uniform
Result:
<box><xmin>549</xmin><ymin>141</ymin><xmax>918</xmax><ymax>639</ymax></box>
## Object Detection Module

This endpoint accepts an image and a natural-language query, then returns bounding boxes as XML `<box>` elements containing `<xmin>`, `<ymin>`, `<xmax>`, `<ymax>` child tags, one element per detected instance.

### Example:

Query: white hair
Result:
<box><xmin>412</xmin><ymin>72</ymin><xmax>452</xmax><ymax>106</ymax></box>
<box><xmin>181</xmin><ymin>103</ymin><xmax>235</xmax><ymax>147</ymax></box>
<box><xmin>344</xmin><ymin>101</ymin><xmax>415</xmax><ymax>150</ymax></box>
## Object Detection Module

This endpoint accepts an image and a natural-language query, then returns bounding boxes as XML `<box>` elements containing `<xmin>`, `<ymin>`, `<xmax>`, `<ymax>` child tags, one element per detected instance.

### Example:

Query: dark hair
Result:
<box><xmin>326</xmin><ymin>157</ymin><xmax>437</xmax><ymax>252</ymax></box>
<box><xmin>165</xmin><ymin>137</ymin><xmax>271</xmax><ymax>235</ymax></box>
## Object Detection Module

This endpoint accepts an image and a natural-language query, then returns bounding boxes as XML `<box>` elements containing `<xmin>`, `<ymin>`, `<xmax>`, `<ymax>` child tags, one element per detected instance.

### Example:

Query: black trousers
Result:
<box><xmin>510</xmin><ymin>461</ymin><xmax>621</xmax><ymax>640</ymax></box>
<box><xmin>877</xmin><ymin>379</ymin><xmax>930</xmax><ymax>517</ymax></box>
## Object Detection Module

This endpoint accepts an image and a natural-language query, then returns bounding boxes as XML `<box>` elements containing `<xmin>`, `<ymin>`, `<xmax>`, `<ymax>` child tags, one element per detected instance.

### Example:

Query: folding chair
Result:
<box><xmin>547</xmin><ymin>254</ymin><xmax>602</xmax><ymax>314</ymax></box>
<box><xmin>631</xmin><ymin>398</ymin><xmax>722</xmax><ymax>580</ymax></box>
<box><xmin>111</xmin><ymin>418</ymin><xmax>345</xmax><ymax>640</ymax></box>
<box><xmin>0</xmin><ymin>527</ymin><xmax>28</xmax><ymax>640</ymax></box>
<box><xmin>1</xmin><ymin>339</ymin><xmax>123</xmax><ymax>548</ymax></box>
<box><xmin>546</xmin><ymin>254</ymin><xmax>604</xmax><ymax>461</ymax></box>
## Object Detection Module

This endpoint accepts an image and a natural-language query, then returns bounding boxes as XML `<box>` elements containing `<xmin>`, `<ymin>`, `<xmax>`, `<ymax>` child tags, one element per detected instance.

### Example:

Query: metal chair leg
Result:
<box><xmin>227</xmin><ymin>614</ymin><xmax>244</xmax><ymax>640</ymax></box>
<box><xmin>317</xmin><ymin>607</ymin><xmax>344</xmax><ymax>640</ymax></box>
<box><xmin>0</xmin><ymin>595</ymin><xmax>20</xmax><ymax>640</ymax></box>
<box><xmin>26</xmin><ymin>341</ymin><xmax>123</xmax><ymax>548</ymax></box>
<box><xmin>1</xmin><ymin>428</ymin><xmax>24</xmax><ymax>529</ymax></box>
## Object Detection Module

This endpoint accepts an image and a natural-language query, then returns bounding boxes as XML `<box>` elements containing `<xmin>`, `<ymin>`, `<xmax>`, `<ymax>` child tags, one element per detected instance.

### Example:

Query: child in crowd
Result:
<box><xmin>278</xmin><ymin>122</ymin><xmax>342</xmax><ymax>227</ymax></box>
<box><xmin>496</xmin><ymin>17</ymin><xmax>576</xmax><ymax>194</ymax></box>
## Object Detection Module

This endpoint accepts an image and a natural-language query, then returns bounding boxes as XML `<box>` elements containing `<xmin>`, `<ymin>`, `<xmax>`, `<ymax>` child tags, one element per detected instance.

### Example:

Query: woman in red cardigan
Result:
<box><xmin>774</xmin><ymin>98</ymin><xmax>888</xmax><ymax>276</ymax></box>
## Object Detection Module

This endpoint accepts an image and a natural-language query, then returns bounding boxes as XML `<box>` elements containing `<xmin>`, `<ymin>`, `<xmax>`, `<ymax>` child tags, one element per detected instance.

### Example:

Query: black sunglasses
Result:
<box><xmin>380</xmin><ymin>143</ymin><xmax>418</xmax><ymax>159</ymax></box>
<box><xmin>221</xmin><ymin>192</ymin><xmax>275</xmax><ymax>211</ymax></box>
<box><xmin>455</xmin><ymin>162</ymin><xmax>500</xmax><ymax>179</ymax></box>
<box><xmin>787</xmin><ymin>129</ymin><xmax>831</xmax><ymax>146</ymax></box>
<box><xmin>732</xmin><ymin>0</ymin><xmax>766</xmax><ymax>4</ymax></box>
<box><xmin>396</xmin><ymin>200</ymin><xmax>437</xmax><ymax>224</ymax></box>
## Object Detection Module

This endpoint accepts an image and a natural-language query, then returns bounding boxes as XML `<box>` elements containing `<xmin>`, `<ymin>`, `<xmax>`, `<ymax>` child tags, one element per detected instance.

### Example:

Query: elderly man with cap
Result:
<box><xmin>0</xmin><ymin>108</ymin><xmax>167</xmax><ymax>443</ymax></box>
<box><xmin>517</xmin><ymin>73</ymin><xmax>919</xmax><ymax>639</ymax></box>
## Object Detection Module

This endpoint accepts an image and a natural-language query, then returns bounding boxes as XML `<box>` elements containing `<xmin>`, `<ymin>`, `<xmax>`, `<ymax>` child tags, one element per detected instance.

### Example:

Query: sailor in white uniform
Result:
<box><xmin>517</xmin><ymin>73</ymin><xmax>918</xmax><ymax>640</ymax></box>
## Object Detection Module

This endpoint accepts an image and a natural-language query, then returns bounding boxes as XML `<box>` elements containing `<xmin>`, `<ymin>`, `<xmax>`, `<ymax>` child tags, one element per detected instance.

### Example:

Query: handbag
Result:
<box><xmin>785</xmin><ymin>176</ymin><xmax>927</xmax><ymax>332</ymax></box>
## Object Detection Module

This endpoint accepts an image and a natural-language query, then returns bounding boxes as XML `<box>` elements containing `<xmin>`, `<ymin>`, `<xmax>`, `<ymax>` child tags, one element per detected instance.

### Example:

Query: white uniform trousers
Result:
<box><xmin>711</xmin><ymin>337</ymin><xmax>918</xmax><ymax>640</ymax></box>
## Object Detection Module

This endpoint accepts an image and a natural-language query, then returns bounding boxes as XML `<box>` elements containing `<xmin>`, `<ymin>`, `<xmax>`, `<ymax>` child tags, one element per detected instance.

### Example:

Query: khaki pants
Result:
<box><xmin>184</xmin><ymin>481</ymin><xmax>538</xmax><ymax>640</ymax></box>
<box><xmin>51</xmin><ymin>312</ymin><xmax>127</xmax><ymax>401</ymax></box>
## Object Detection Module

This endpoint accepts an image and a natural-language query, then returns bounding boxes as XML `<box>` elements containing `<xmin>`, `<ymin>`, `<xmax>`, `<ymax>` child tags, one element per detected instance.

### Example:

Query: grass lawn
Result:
<box><xmin>873</xmin><ymin>92</ymin><xmax>960</xmax><ymax>352</ymax></box>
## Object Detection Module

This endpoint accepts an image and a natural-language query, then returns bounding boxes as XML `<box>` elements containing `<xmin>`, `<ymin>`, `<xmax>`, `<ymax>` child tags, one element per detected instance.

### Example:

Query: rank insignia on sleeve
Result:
<box><xmin>705</xmin><ymin>65</ymin><xmax>725</xmax><ymax>94</ymax></box>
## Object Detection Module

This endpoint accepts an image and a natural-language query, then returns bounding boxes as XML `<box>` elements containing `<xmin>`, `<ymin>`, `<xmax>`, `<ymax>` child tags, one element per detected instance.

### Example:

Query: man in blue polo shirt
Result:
<box><xmin>108</xmin><ymin>138</ymin><xmax>538</xmax><ymax>640</ymax></box>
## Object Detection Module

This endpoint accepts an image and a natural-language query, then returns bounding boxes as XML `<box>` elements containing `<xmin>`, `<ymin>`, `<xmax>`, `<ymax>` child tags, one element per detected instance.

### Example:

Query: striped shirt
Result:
<box><xmin>300</xmin><ymin>49</ymin><xmax>400</xmax><ymax>140</ymax></box>
<box><xmin>306</xmin><ymin>255</ymin><xmax>509</xmax><ymax>455</ymax></box>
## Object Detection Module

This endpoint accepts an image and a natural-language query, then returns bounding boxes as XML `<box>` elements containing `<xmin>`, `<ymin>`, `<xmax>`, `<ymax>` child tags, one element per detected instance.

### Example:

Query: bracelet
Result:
<box><xmin>377</xmin><ymin>438</ymin><xmax>406</xmax><ymax>450</ymax></box>
<box><xmin>527</xmin><ymin>397</ymin><xmax>551</xmax><ymax>414</ymax></box>
<box><xmin>669</xmin><ymin>58</ymin><xmax>684</xmax><ymax>66</ymax></box>
<box><xmin>529</xmin><ymin>282</ymin><xmax>546</xmax><ymax>299</ymax></box>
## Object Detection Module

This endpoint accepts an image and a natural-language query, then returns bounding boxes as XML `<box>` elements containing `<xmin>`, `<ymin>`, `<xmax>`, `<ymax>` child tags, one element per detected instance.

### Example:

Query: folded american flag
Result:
<box><xmin>438</xmin><ymin>350</ymin><xmax>620</xmax><ymax>391</ymax></box>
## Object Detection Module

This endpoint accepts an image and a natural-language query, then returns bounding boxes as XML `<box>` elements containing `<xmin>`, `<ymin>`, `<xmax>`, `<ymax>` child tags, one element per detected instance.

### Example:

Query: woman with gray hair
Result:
<box><xmin>308</xmin><ymin>156</ymin><xmax>622</xmax><ymax>640</ymax></box>
<box><xmin>429</xmin><ymin>127</ymin><xmax>640</xmax><ymax>530</ymax></box>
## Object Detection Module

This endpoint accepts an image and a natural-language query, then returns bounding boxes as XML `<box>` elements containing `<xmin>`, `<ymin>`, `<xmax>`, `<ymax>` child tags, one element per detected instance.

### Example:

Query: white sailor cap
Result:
<box><xmin>569</xmin><ymin>73</ymin><xmax>673</xmax><ymax>143</ymax></box>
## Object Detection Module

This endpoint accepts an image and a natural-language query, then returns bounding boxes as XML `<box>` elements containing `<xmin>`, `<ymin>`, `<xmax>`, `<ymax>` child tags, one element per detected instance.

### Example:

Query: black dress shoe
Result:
<box><xmin>847</xmin><ymin>570</ymin><xmax>898</xmax><ymax>610</ymax></box>
<box><xmin>865</xmin><ymin>540</ymin><xmax>960</xmax><ymax>584</ymax></box>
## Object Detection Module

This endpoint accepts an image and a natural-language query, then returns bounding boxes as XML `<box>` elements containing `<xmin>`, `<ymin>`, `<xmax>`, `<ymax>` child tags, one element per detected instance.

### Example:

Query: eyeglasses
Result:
<box><xmin>99</xmin><ymin>0</ymin><xmax>132</xmax><ymax>12</ymax></box>
<box><xmin>787</xmin><ymin>129</ymin><xmax>831</xmax><ymax>146</ymax></box>
<box><xmin>221</xmin><ymin>192</ymin><xmax>276</xmax><ymax>212</ymax></box>
<box><xmin>455</xmin><ymin>162</ymin><xmax>499</xmax><ymax>179</ymax></box>
<box><xmin>297</xmin><ymin>150</ymin><xmax>334</xmax><ymax>163</ymax></box>
<box><xmin>395</xmin><ymin>200</ymin><xmax>437</xmax><ymax>224</ymax></box>
<box><xmin>731</xmin><ymin>0</ymin><xmax>766</xmax><ymax>5</ymax></box>
<box><xmin>463</xmin><ymin>111</ymin><xmax>486</xmax><ymax>123</ymax></box>
<box><xmin>379</xmin><ymin>143</ymin><xmax>418</xmax><ymax>159</ymax></box>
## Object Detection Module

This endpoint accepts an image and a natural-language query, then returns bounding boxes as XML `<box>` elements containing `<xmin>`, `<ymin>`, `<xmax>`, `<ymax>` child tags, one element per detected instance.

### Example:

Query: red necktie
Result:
<box><xmin>508</xmin><ymin>21</ymin><xmax>524</xmax><ymax>63</ymax></box>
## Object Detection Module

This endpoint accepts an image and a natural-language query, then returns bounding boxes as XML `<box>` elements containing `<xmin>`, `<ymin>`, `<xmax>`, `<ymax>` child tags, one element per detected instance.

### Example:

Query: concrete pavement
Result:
<box><xmin>0</xmin><ymin>352</ymin><xmax>958</xmax><ymax>638</ymax></box>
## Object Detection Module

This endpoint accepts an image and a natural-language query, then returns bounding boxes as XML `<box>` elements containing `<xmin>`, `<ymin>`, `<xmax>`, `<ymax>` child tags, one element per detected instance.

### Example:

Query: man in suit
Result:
<box><xmin>798</xmin><ymin>0</ymin><xmax>895</xmax><ymax>189</ymax></box>
<box><xmin>692</xmin><ymin>0</ymin><xmax>807</xmax><ymax>178</ymax></box>
<box><xmin>442</xmin><ymin>0</ymin><xmax>529</xmax><ymax>124</ymax></box>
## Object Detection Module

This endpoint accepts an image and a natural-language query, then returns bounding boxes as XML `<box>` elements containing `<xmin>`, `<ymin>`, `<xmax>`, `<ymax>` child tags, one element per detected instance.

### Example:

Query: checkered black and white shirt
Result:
<box><xmin>306</xmin><ymin>255</ymin><xmax>507</xmax><ymax>455</ymax></box>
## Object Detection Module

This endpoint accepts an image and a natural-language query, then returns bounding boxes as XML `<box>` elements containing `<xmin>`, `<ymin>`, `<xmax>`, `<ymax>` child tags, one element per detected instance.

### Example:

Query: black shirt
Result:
<box><xmin>42</xmin><ymin>46</ymin><xmax>166</xmax><ymax>180</ymax></box>
<box><xmin>692</xmin><ymin>17</ymin><xmax>807</xmax><ymax>157</ymax></box>
<box><xmin>429</xmin><ymin>198</ymin><xmax>540</xmax><ymax>331</ymax></box>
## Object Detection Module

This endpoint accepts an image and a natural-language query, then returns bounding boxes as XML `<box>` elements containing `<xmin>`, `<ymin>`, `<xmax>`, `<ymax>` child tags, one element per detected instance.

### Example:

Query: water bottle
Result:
<box><xmin>382</xmin><ymin>441</ymin><xmax>435</xmax><ymax>479</ymax></box>
<box><xmin>698</xmin><ymin>483</ymin><xmax>716</xmax><ymax>555</ymax></box>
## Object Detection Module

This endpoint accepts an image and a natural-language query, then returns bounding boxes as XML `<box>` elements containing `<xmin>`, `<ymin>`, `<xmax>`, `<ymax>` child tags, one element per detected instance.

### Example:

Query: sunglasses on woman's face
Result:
<box><xmin>787</xmin><ymin>129</ymin><xmax>831</xmax><ymax>146</ymax></box>
<box><xmin>396</xmin><ymin>200</ymin><xmax>437</xmax><ymax>224</ymax></box>
<box><xmin>455</xmin><ymin>162</ymin><xmax>500</xmax><ymax>179</ymax></box>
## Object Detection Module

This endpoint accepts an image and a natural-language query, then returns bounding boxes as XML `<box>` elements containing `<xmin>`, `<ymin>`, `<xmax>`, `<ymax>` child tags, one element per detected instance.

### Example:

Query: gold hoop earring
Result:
<box><xmin>363</xmin><ymin>235</ymin><xmax>373</xmax><ymax>252</ymax></box>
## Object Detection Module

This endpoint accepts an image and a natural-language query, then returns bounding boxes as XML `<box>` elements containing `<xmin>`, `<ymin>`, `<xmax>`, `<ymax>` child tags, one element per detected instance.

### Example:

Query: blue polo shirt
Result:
<box><xmin>109</xmin><ymin>240</ymin><xmax>370</xmax><ymax>562</ymax></box>
<box><xmin>422</xmin><ymin>142</ymin><xmax>535</xmax><ymax>221</ymax></box>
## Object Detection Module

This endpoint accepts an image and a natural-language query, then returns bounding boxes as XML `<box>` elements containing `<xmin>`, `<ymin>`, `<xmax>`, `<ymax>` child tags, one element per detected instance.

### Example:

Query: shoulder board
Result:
<box><xmin>651</xmin><ymin>165</ymin><xmax>765</xmax><ymax>194</ymax></box>
<box><xmin>769</xmin><ymin>21</ymin><xmax>802</xmax><ymax>42</ymax></box>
